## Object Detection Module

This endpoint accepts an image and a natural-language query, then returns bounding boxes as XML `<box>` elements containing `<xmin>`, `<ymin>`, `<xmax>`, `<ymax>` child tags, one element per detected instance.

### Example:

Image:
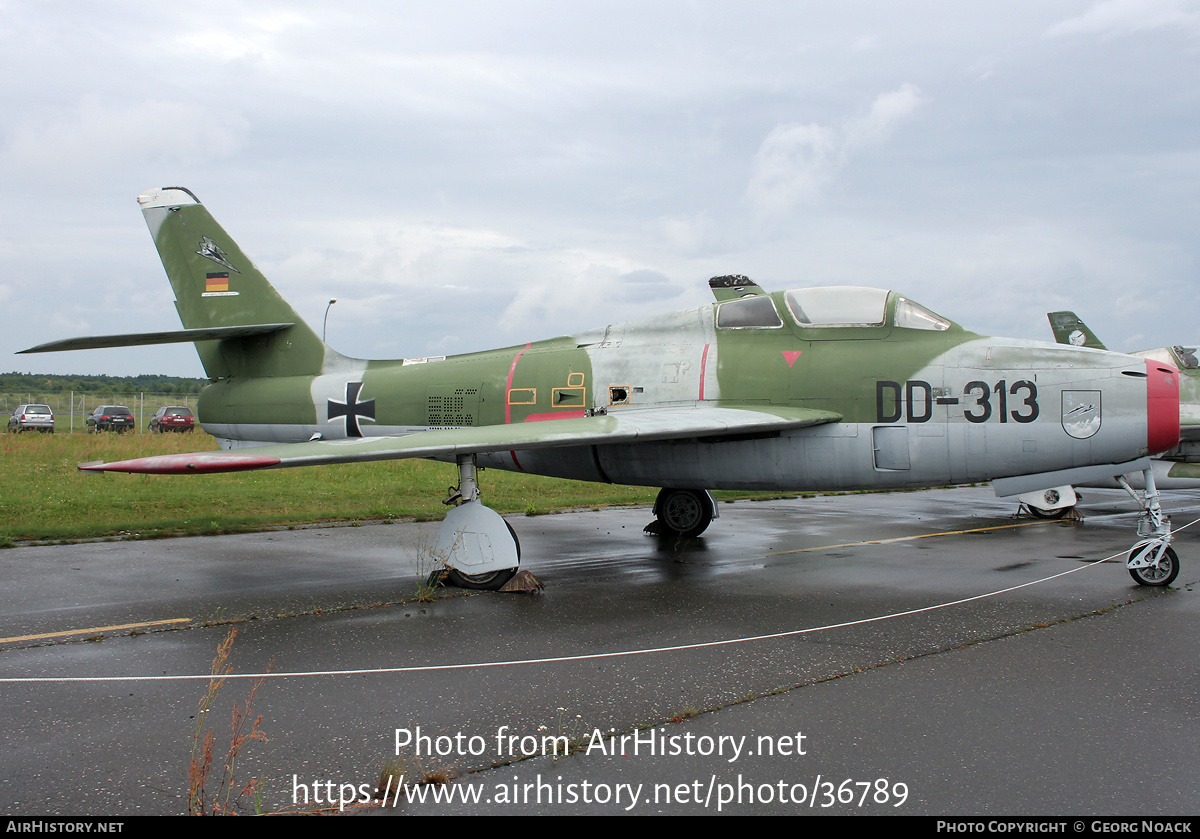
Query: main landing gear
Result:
<box><xmin>432</xmin><ymin>454</ymin><xmax>521</xmax><ymax>591</ymax></box>
<box><xmin>1016</xmin><ymin>486</ymin><xmax>1078</xmax><ymax>519</ymax></box>
<box><xmin>1120</xmin><ymin>466</ymin><xmax>1180</xmax><ymax>587</ymax></box>
<box><xmin>645</xmin><ymin>488</ymin><xmax>718</xmax><ymax>538</ymax></box>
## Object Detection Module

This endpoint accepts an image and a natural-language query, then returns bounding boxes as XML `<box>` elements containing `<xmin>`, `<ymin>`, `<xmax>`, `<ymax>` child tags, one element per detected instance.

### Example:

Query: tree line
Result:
<box><xmin>0</xmin><ymin>372</ymin><xmax>206</xmax><ymax>395</ymax></box>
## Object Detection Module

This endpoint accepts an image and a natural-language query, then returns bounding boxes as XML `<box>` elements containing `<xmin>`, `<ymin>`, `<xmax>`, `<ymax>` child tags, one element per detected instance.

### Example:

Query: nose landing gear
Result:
<box><xmin>1121</xmin><ymin>467</ymin><xmax>1180</xmax><ymax>587</ymax></box>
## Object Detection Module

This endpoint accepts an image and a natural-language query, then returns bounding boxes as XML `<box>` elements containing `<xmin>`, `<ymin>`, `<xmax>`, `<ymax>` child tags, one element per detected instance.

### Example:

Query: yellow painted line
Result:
<box><xmin>765</xmin><ymin>520</ymin><xmax>1059</xmax><ymax>557</ymax></box>
<box><xmin>0</xmin><ymin>618</ymin><xmax>192</xmax><ymax>644</ymax></box>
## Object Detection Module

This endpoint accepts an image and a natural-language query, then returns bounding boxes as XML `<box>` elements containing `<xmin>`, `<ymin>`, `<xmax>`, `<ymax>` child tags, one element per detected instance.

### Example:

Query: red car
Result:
<box><xmin>148</xmin><ymin>406</ymin><xmax>195</xmax><ymax>433</ymax></box>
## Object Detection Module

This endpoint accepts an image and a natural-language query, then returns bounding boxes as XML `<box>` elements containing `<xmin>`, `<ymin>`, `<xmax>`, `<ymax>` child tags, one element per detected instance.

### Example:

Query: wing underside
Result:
<box><xmin>79</xmin><ymin>405</ymin><xmax>843</xmax><ymax>475</ymax></box>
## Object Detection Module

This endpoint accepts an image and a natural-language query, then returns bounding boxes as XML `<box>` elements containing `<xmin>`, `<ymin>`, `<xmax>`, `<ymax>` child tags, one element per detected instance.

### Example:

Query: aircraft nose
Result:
<box><xmin>1145</xmin><ymin>358</ymin><xmax>1181</xmax><ymax>455</ymax></box>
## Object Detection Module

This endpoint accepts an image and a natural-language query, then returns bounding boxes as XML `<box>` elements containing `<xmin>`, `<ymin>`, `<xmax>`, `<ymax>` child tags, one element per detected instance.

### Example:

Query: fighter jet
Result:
<box><xmin>19</xmin><ymin>188</ymin><xmax>1184</xmax><ymax>588</ymax></box>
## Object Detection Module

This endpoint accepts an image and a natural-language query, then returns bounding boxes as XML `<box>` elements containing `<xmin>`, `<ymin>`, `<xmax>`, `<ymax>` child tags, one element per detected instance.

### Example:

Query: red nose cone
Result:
<box><xmin>1146</xmin><ymin>358</ymin><xmax>1181</xmax><ymax>455</ymax></box>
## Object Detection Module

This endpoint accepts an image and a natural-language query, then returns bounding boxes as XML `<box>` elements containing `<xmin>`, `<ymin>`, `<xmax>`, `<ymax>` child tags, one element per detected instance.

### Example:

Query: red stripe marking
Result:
<box><xmin>505</xmin><ymin>342</ymin><xmax>532</xmax><ymax>468</ymax></box>
<box><xmin>505</xmin><ymin>342</ymin><xmax>532</xmax><ymax>425</ymax></box>
<box><xmin>699</xmin><ymin>343</ymin><xmax>710</xmax><ymax>400</ymax></box>
<box><xmin>524</xmin><ymin>411</ymin><xmax>587</xmax><ymax>422</ymax></box>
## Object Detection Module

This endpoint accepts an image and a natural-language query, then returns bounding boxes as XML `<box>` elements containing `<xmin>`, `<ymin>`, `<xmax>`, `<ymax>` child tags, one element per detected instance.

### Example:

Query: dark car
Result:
<box><xmin>149</xmin><ymin>406</ymin><xmax>195</xmax><ymax>433</ymax></box>
<box><xmin>87</xmin><ymin>405</ymin><xmax>136</xmax><ymax>433</ymax></box>
<box><xmin>7</xmin><ymin>404</ymin><xmax>54</xmax><ymax>433</ymax></box>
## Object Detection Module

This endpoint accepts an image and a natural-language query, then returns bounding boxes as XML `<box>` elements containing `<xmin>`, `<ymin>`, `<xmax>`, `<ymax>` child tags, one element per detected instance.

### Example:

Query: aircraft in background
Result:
<box><xmin>1048</xmin><ymin>311</ymin><xmax>1200</xmax><ymax>495</ymax></box>
<box><xmin>1048</xmin><ymin>311</ymin><xmax>1200</xmax><ymax>449</ymax></box>
<box><xmin>19</xmin><ymin>188</ymin><xmax>1185</xmax><ymax>588</ymax></box>
<box><xmin>1012</xmin><ymin>312</ymin><xmax>1200</xmax><ymax>574</ymax></box>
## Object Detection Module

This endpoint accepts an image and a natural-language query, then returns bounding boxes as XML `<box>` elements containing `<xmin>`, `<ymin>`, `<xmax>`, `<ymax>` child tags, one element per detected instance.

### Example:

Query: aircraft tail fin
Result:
<box><xmin>137</xmin><ymin>187</ymin><xmax>333</xmax><ymax>379</ymax></box>
<box><xmin>1047</xmin><ymin>311</ymin><xmax>1107</xmax><ymax>350</ymax></box>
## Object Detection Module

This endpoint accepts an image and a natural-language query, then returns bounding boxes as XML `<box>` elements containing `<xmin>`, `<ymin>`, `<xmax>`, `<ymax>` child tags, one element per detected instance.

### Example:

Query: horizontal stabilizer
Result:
<box><xmin>78</xmin><ymin>405</ymin><xmax>842</xmax><ymax>475</ymax></box>
<box><xmin>19</xmin><ymin>324</ymin><xmax>295</xmax><ymax>354</ymax></box>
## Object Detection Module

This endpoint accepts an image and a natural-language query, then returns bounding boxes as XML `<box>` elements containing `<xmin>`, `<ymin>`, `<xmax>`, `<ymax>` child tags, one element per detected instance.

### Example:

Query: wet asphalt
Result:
<box><xmin>0</xmin><ymin>485</ymin><xmax>1197</xmax><ymax>816</ymax></box>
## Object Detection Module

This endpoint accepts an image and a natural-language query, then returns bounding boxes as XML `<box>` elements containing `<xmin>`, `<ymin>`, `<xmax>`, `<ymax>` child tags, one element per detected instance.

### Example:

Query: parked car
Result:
<box><xmin>7</xmin><ymin>404</ymin><xmax>54</xmax><ymax>433</ymax></box>
<box><xmin>86</xmin><ymin>405</ymin><xmax>136</xmax><ymax>433</ymax></box>
<box><xmin>149</xmin><ymin>406</ymin><xmax>195</xmax><ymax>433</ymax></box>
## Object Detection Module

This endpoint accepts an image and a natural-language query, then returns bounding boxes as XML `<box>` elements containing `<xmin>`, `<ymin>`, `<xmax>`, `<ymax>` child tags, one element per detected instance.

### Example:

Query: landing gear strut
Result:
<box><xmin>1120</xmin><ymin>467</ymin><xmax>1180</xmax><ymax>587</ymax></box>
<box><xmin>432</xmin><ymin>454</ymin><xmax>521</xmax><ymax>590</ymax></box>
<box><xmin>646</xmin><ymin>488</ymin><xmax>717</xmax><ymax>538</ymax></box>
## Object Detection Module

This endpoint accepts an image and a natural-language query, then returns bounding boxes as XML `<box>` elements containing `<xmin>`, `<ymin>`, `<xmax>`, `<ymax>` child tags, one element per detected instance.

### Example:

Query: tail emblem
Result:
<box><xmin>328</xmin><ymin>382</ymin><xmax>376</xmax><ymax>438</ymax></box>
<box><xmin>196</xmin><ymin>236</ymin><xmax>241</xmax><ymax>274</ymax></box>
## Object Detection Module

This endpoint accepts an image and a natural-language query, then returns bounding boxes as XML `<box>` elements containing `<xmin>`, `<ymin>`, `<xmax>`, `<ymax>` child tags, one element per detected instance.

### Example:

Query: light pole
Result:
<box><xmin>322</xmin><ymin>299</ymin><xmax>337</xmax><ymax>342</ymax></box>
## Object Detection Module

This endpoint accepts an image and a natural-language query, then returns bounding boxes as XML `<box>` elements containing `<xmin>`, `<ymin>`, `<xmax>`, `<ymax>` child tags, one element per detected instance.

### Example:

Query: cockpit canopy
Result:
<box><xmin>1136</xmin><ymin>345</ymin><xmax>1199</xmax><ymax>370</ymax></box>
<box><xmin>715</xmin><ymin>286</ymin><xmax>952</xmax><ymax>332</ymax></box>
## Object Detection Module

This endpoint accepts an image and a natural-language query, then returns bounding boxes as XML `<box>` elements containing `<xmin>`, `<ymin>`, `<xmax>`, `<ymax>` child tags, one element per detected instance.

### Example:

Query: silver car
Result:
<box><xmin>8</xmin><ymin>404</ymin><xmax>54</xmax><ymax>433</ymax></box>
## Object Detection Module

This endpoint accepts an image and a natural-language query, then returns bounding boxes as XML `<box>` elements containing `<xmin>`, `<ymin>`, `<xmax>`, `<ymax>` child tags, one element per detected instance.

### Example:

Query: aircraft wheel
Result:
<box><xmin>655</xmin><ymin>488</ymin><xmax>715</xmax><ymax>538</ymax></box>
<box><xmin>445</xmin><ymin>567</ymin><xmax>517</xmax><ymax>591</ymax></box>
<box><xmin>1129</xmin><ymin>546</ymin><xmax>1179</xmax><ymax>587</ymax></box>
<box><xmin>1028</xmin><ymin>505</ymin><xmax>1072</xmax><ymax>520</ymax></box>
<box><xmin>444</xmin><ymin>522</ymin><xmax>521</xmax><ymax>591</ymax></box>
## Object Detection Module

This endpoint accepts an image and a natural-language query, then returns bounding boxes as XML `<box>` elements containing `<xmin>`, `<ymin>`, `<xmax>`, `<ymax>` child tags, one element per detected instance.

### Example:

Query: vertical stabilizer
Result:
<box><xmin>137</xmin><ymin>187</ymin><xmax>331</xmax><ymax>379</ymax></box>
<box><xmin>1047</xmin><ymin>311</ymin><xmax>1107</xmax><ymax>351</ymax></box>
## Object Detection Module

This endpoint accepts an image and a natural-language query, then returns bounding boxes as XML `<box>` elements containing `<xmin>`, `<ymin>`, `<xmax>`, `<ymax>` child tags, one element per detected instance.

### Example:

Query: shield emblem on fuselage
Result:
<box><xmin>1061</xmin><ymin>390</ymin><xmax>1101</xmax><ymax>439</ymax></box>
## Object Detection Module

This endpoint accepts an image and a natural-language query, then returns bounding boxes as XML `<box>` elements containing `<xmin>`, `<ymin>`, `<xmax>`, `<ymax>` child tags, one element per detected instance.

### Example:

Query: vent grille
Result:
<box><xmin>427</xmin><ymin>386</ymin><xmax>480</xmax><ymax>427</ymax></box>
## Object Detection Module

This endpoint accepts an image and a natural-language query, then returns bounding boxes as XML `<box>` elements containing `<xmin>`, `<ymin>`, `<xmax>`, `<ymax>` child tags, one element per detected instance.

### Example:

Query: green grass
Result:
<box><xmin>0</xmin><ymin>431</ymin><xmax>680</xmax><ymax>543</ymax></box>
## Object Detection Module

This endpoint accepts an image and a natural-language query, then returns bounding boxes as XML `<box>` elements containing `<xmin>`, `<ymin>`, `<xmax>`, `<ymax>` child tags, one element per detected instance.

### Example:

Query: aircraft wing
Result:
<box><xmin>78</xmin><ymin>405</ymin><xmax>842</xmax><ymax>474</ymax></box>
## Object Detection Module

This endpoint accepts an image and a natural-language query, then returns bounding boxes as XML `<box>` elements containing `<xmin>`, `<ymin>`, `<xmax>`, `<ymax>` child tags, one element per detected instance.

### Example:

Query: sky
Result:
<box><xmin>2</xmin><ymin>0</ymin><xmax>1198</xmax><ymax>377</ymax></box>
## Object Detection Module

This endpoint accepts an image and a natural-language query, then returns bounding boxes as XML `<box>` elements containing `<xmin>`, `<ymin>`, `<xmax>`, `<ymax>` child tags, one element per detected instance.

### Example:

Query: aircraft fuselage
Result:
<box><xmin>198</xmin><ymin>289</ymin><xmax>1175</xmax><ymax>493</ymax></box>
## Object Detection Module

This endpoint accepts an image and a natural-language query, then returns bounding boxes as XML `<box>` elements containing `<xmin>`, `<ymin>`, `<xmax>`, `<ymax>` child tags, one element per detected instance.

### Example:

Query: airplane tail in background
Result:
<box><xmin>137</xmin><ymin>187</ymin><xmax>333</xmax><ymax>380</ymax></box>
<box><xmin>1047</xmin><ymin>311</ymin><xmax>1107</xmax><ymax>351</ymax></box>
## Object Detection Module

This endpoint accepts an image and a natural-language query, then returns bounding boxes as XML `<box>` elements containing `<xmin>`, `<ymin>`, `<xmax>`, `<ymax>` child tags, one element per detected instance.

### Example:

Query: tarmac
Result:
<box><xmin>0</xmin><ymin>485</ymin><xmax>1197</xmax><ymax>816</ymax></box>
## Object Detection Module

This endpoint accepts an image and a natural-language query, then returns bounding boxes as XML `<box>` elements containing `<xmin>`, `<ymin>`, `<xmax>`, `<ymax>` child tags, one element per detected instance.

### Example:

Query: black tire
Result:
<box><xmin>654</xmin><ymin>488</ymin><xmax>715</xmax><ymax>538</ymax></box>
<box><xmin>445</xmin><ymin>567</ymin><xmax>518</xmax><ymax>591</ymax></box>
<box><xmin>1129</xmin><ymin>546</ymin><xmax>1179</xmax><ymax>587</ymax></box>
<box><xmin>1028</xmin><ymin>505</ymin><xmax>1072</xmax><ymax>520</ymax></box>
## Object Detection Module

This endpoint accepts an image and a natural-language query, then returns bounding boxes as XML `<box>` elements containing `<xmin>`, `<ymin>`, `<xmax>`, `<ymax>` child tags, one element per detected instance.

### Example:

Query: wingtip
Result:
<box><xmin>76</xmin><ymin>453</ymin><xmax>281</xmax><ymax>475</ymax></box>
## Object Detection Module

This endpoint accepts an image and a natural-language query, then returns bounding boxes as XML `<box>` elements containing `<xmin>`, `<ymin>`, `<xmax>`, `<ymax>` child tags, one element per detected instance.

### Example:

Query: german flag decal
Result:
<box><xmin>202</xmin><ymin>273</ymin><xmax>238</xmax><ymax>297</ymax></box>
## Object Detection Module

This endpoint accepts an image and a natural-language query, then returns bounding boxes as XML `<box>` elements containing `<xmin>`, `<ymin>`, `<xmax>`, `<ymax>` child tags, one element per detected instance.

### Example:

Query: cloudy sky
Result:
<box><xmin>2</xmin><ymin>1</ymin><xmax>1198</xmax><ymax>377</ymax></box>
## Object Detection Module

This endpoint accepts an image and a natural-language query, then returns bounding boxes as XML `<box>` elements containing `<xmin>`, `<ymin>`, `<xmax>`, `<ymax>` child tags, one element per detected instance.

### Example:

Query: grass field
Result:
<box><xmin>1</xmin><ymin>430</ymin><xmax>793</xmax><ymax>545</ymax></box>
